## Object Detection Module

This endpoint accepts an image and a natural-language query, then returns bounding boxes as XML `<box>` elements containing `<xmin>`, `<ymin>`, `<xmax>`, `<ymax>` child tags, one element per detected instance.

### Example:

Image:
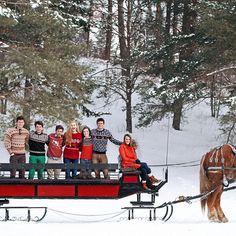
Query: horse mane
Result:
<box><xmin>227</xmin><ymin>143</ymin><xmax>236</xmax><ymax>154</ymax></box>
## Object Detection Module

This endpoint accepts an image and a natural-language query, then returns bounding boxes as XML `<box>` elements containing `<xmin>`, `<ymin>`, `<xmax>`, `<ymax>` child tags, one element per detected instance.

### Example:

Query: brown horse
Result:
<box><xmin>200</xmin><ymin>144</ymin><xmax>236</xmax><ymax>223</ymax></box>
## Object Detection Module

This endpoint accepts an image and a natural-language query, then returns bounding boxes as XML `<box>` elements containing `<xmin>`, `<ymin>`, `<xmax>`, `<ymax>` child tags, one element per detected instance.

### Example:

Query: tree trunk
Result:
<box><xmin>154</xmin><ymin>1</ymin><xmax>163</xmax><ymax>45</ymax></box>
<box><xmin>118</xmin><ymin>0</ymin><xmax>129</xmax><ymax>59</ymax></box>
<box><xmin>118</xmin><ymin>0</ymin><xmax>132</xmax><ymax>133</ymax></box>
<box><xmin>165</xmin><ymin>0</ymin><xmax>172</xmax><ymax>35</ymax></box>
<box><xmin>103</xmin><ymin>0</ymin><xmax>113</xmax><ymax>60</ymax></box>
<box><xmin>172</xmin><ymin>0</ymin><xmax>197</xmax><ymax>130</ymax></box>
<box><xmin>172</xmin><ymin>0</ymin><xmax>179</xmax><ymax>35</ymax></box>
<box><xmin>22</xmin><ymin>79</ymin><xmax>32</xmax><ymax>130</ymax></box>
<box><xmin>0</xmin><ymin>77</ymin><xmax>8</xmax><ymax>114</ymax></box>
<box><xmin>86</xmin><ymin>0</ymin><xmax>94</xmax><ymax>57</ymax></box>
<box><xmin>126</xmin><ymin>88</ymin><xmax>132</xmax><ymax>133</ymax></box>
<box><xmin>172</xmin><ymin>97</ymin><xmax>183</xmax><ymax>130</ymax></box>
<box><xmin>0</xmin><ymin>99</ymin><xmax>7</xmax><ymax>114</ymax></box>
<box><xmin>210</xmin><ymin>95</ymin><xmax>215</xmax><ymax>117</ymax></box>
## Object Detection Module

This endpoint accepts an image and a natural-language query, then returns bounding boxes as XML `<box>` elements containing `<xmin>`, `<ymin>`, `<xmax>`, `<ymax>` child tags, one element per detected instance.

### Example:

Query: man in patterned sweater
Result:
<box><xmin>46</xmin><ymin>125</ymin><xmax>65</xmax><ymax>179</ymax></box>
<box><xmin>91</xmin><ymin>118</ymin><xmax>122</xmax><ymax>179</ymax></box>
<box><xmin>4</xmin><ymin>116</ymin><xmax>29</xmax><ymax>178</ymax></box>
<box><xmin>28</xmin><ymin>121</ymin><xmax>48</xmax><ymax>179</ymax></box>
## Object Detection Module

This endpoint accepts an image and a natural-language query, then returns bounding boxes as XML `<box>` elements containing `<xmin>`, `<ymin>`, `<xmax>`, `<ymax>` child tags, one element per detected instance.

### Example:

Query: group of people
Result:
<box><xmin>4</xmin><ymin>116</ymin><xmax>159</xmax><ymax>190</ymax></box>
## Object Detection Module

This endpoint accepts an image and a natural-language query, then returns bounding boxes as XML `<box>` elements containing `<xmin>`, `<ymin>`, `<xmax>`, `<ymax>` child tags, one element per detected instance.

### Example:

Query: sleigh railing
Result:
<box><xmin>0</xmin><ymin>163</ymin><xmax>120</xmax><ymax>179</ymax></box>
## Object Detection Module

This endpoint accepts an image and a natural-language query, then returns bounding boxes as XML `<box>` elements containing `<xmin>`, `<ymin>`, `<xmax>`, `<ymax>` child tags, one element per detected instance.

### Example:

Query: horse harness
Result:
<box><xmin>204</xmin><ymin>144</ymin><xmax>236</xmax><ymax>187</ymax></box>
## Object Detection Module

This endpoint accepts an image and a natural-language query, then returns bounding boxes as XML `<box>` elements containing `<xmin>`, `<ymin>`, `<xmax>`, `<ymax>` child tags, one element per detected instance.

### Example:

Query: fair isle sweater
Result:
<box><xmin>91</xmin><ymin>128</ymin><xmax>122</xmax><ymax>154</ymax></box>
<box><xmin>4</xmin><ymin>127</ymin><xmax>29</xmax><ymax>155</ymax></box>
<box><xmin>29</xmin><ymin>131</ymin><xmax>48</xmax><ymax>156</ymax></box>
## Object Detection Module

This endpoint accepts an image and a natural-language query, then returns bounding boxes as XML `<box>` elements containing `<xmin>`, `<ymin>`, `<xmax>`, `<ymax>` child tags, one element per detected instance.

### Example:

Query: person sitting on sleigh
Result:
<box><xmin>119</xmin><ymin>133</ymin><xmax>160</xmax><ymax>190</ymax></box>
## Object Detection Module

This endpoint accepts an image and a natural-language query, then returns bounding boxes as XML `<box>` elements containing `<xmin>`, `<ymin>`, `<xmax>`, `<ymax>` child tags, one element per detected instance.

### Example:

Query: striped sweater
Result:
<box><xmin>4</xmin><ymin>127</ymin><xmax>29</xmax><ymax>155</ymax></box>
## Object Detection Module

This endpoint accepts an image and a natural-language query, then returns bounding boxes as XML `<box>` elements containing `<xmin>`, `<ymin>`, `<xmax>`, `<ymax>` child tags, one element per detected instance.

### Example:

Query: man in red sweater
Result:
<box><xmin>46</xmin><ymin>125</ymin><xmax>65</xmax><ymax>179</ymax></box>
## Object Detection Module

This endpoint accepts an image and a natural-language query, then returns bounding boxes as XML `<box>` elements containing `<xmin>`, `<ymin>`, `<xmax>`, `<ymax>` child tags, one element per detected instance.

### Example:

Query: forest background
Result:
<box><xmin>0</xmin><ymin>0</ymin><xmax>235</xmax><ymax>143</ymax></box>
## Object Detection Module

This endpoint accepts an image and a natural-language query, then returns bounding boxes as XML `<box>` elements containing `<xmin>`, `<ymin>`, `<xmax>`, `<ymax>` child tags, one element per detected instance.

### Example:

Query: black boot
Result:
<box><xmin>146</xmin><ymin>178</ymin><xmax>156</xmax><ymax>190</ymax></box>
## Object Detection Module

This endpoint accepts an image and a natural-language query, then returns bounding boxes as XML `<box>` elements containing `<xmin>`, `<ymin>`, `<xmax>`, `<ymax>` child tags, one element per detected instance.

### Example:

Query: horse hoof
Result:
<box><xmin>220</xmin><ymin>217</ymin><xmax>229</xmax><ymax>223</ymax></box>
<box><xmin>209</xmin><ymin>216</ymin><xmax>221</xmax><ymax>223</ymax></box>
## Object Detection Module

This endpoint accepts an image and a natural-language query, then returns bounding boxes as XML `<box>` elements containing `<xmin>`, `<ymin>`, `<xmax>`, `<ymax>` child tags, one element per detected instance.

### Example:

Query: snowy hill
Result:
<box><xmin>1</xmin><ymin>100</ymin><xmax>236</xmax><ymax>236</ymax></box>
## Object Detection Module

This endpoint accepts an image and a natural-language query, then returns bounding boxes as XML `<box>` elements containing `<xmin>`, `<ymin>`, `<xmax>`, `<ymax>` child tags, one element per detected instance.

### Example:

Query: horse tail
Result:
<box><xmin>200</xmin><ymin>155</ymin><xmax>208</xmax><ymax>213</ymax></box>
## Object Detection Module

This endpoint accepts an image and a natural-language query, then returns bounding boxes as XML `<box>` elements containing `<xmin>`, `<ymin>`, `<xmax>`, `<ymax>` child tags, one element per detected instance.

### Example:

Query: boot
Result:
<box><xmin>142</xmin><ymin>182</ymin><xmax>148</xmax><ymax>190</ymax></box>
<box><xmin>87</xmin><ymin>174</ymin><xmax>94</xmax><ymax>179</ymax></box>
<box><xmin>146</xmin><ymin>178</ymin><xmax>156</xmax><ymax>190</ymax></box>
<box><xmin>149</xmin><ymin>175</ymin><xmax>160</xmax><ymax>183</ymax></box>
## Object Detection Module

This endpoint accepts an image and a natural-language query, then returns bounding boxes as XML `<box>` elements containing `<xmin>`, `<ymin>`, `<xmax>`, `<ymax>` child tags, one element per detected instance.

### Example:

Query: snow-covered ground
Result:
<box><xmin>1</xmin><ymin>100</ymin><xmax>236</xmax><ymax>235</ymax></box>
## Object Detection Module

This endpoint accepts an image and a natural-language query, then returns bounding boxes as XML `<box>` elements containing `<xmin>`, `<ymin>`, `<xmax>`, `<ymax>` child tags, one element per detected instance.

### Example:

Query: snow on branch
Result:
<box><xmin>206</xmin><ymin>66</ymin><xmax>236</xmax><ymax>76</ymax></box>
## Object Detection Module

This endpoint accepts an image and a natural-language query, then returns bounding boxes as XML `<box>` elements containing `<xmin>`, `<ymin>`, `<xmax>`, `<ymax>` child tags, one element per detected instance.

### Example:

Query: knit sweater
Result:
<box><xmin>91</xmin><ymin>128</ymin><xmax>122</xmax><ymax>153</ymax></box>
<box><xmin>80</xmin><ymin>137</ymin><xmax>93</xmax><ymax>160</ymax></box>
<box><xmin>47</xmin><ymin>133</ymin><xmax>65</xmax><ymax>158</ymax></box>
<box><xmin>63</xmin><ymin>132</ymin><xmax>82</xmax><ymax>159</ymax></box>
<box><xmin>29</xmin><ymin>131</ymin><xmax>48</xmax><ymax>156</ymax></box>
<box><xmin>4</xmin><ymin>127</ymin><xmax>29</xmax><ymax>155</ymax></box>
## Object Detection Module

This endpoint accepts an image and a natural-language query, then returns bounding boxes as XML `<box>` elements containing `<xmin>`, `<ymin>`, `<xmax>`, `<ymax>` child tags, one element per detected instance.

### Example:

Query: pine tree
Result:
<box><xmin>0</xmin><ymin>3</ymin><xmax>93</xmax><ymax>127</ymax></box>
<box><xmin>135</xmin><ymin>0</ymin><xmax>236</xmax><ymax>130</ymax></box>
<box><xmin>135</xmin><ymin>0</ymin><xmax>205</xmax><ymax>129</ymax></box>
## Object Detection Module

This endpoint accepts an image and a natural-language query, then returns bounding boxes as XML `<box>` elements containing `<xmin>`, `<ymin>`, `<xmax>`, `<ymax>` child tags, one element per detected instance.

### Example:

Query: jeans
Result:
<box><xmin>80</xmin><ymin>159</ymin><xmax>92</xmax><ymax>177</ymax></box>
<box><xmin>63</xmin><ymin>157</ymin><xmax>79</xmax><ymax>179</ymax></box>
<box><xmin>136</xmin><ymin>159</ymin><xmax>151</xmax><ymax>181</ymax></box>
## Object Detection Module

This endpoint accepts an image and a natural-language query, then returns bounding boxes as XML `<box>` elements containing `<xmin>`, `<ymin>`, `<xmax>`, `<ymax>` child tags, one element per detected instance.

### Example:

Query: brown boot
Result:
<box><xmin>149</xmin><ymin>175</ymin><xmax>160</xmax><ymax>183</ymax></box>
<box><xmin>142</xmin><ymin>182</ymin><xmax>148</xmax><ymax>190</ymax></box>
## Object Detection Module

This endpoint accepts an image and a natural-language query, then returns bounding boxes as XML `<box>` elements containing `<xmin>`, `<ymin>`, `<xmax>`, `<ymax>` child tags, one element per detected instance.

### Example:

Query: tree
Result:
<box><xmin>0</xmin><ymin>3</ymin><xmax>93</xmax><ymax>128</ymax></box>
<box><xmin>219</xmin><ymin>97</ymin><xmax>236</xmax><ymax>144</ymax></box>
<box><xmin>196</xmin><ymin>0</ymin><xmax>236</xmax><ymax>71</ymax></box>
<box><xmin>135</xmin><ymin>0</ymin><xmax>236</xmax><ymax>131</ymax></box>
<box><xmin>135</xmin><ymin>0</ymin><xmax>205</xmax><ymax>130</ymax></box>
<box><xmin>94</xmin><ymin>0</ymin><xmax>163</xmax><ymax>132</ymax></box>
<box><xmin>103</xmin><ymin>0</ymin><xmax>113</xmax><ymax>60</ymax></box>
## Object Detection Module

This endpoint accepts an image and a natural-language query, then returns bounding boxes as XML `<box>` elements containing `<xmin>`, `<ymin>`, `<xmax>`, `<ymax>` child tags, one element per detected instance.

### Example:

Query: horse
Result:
<box><xmin>200</xmin><ymin>144</ymin><xmax>236</xmax><ymax>223</ymax></box>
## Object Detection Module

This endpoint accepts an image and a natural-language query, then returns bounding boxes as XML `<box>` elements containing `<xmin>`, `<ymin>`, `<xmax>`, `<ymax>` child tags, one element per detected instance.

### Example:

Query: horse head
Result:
<box><xmin>223</xmin><ymin>144</ymin><xmax>236</xmax><ymax>182</ymax></box>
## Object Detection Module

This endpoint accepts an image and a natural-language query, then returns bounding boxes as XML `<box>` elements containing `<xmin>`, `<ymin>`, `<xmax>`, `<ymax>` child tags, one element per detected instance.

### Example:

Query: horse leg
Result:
<box><xmin>207</xmin><ymin>191</ymin><xmax>220</xmax><ymax>222</ymax></box>
<box><xmin>215</xmin><ymin>189</ymin><xmax>228</xmax><ymax>223</ymax></box>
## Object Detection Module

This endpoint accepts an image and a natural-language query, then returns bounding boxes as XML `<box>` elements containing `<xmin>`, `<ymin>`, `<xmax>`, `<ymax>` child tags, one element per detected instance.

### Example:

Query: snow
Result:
<box><xmin>1</xmin><ymin>100</ymin><xmax>236</xmax><ymax>235</ymax></box>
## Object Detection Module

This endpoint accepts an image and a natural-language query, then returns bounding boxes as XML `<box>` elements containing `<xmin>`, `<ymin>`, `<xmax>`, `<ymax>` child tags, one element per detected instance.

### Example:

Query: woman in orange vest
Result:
<box><xmin>119</xmin><ymin>133</ymin><xmax>159</xmax><ymax>190</ymax></box>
